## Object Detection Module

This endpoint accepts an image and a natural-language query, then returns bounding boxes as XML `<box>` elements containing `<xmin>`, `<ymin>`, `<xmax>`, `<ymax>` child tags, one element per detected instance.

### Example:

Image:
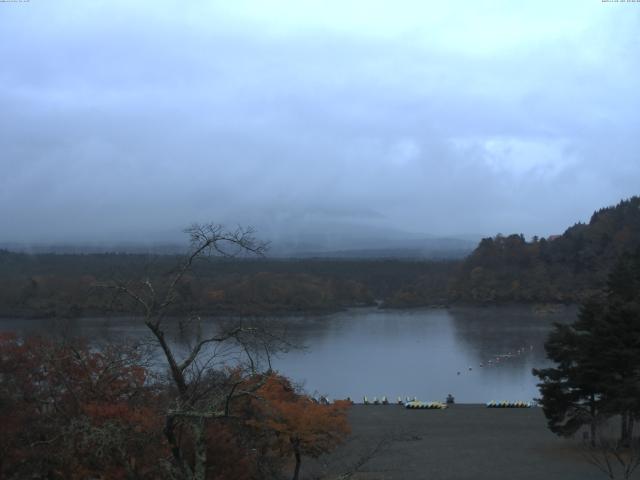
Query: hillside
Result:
<box><xmin>385</xmin><ymin>197</ymin><xmax>640</xmax><ymax>306</ymax></box>
<box><xmin>452</xmin><ymin>197</ymin><xmax>640</xmax><ymax>304</ymax></box>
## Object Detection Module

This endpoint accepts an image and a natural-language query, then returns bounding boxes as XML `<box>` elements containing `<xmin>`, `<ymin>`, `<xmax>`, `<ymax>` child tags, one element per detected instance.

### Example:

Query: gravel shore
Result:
<box><xmin>305</xmin><ymin>404</ymin><xmax>609</xmax><ymax>480</ymax></box>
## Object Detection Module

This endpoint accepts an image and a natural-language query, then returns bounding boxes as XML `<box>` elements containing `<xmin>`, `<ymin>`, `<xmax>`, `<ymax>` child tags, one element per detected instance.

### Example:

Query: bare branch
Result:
<box><xmin>177</xmin><ymin>326</ymin><xmax>244</xmax><ymax>373</ymax></box>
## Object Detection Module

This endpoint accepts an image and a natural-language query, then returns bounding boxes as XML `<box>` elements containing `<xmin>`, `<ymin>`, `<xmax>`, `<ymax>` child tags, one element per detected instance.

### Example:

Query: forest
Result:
<box><xmin>1</xmin><ymin>197</ymin><xmax>639</xmax><ymax>318</ymax></box>
<box><xmin>448</xmin><ymin>196</ymin><xmax>640</xmax><ymax>304</ymax></box>
<box><xmin>0</xmin><ymin>252</ymin><xmax>455</xmax><ymax>318</ymax></box>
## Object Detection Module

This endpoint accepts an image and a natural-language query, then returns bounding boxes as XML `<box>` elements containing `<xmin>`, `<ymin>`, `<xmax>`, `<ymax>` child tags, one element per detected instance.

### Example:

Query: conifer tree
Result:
<box><xmin>534</xmin><ymin>248</ymin><xmax>640</xmax><ymax>445</ymax></box>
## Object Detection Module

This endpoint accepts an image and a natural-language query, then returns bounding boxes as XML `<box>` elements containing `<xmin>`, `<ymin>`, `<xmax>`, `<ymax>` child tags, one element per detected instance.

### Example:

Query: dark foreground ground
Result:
<box><xmin>304</xmin><ymin>405</ymin><xmax>614</xmax><ymax>480</ymax></box>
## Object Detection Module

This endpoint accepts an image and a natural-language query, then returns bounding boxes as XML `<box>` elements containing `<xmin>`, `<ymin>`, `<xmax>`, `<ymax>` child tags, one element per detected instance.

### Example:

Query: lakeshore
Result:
<box><xmin>306</xmin><ymin>405</ymin><xmax>607</xmax><ymax>480</ymax></box>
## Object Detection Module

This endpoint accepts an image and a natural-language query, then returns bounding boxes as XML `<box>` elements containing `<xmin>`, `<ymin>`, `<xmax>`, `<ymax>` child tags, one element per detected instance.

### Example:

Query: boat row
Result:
<box><xmin>362</xmin><ymin>396</ymin><xmax>394</xmax><ymax>405</ymax></box>
<box><xmin>486</xmin><ymin>401</ymin><xmax>532</xmax><ymax>408</ymax></box>
<box><xmin>362</xmin><ymin>396</ymin><xmax>427</xmax><ymax>405</ymax></box>
<box><xmin>359</xmin><ymin>397</ymin><xmax>534</xmax><ymax>408</ymax></box>
<box><xmin>405</xmin><ymin>401</ymin><xmax>448</xmax><ymax>410</ymax></box>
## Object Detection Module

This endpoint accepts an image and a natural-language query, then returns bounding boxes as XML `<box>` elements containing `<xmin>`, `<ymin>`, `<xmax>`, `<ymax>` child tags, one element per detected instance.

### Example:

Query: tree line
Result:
<box><xmin>2</xmin><ymin>196</ymin><xmax>640</xmax><ymax>318</ymax></box>
<box><xmin>0</xmin><ymin>251</ymin><xmax>456</xmax><ymax>318</ymax></box>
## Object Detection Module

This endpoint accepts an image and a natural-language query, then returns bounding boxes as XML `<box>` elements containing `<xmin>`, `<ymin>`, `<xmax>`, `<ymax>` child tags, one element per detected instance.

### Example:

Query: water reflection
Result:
<box><xmin>0</xmin><ymin>306</ymin><xmax>577</xmax><ymax>402</ymax></box>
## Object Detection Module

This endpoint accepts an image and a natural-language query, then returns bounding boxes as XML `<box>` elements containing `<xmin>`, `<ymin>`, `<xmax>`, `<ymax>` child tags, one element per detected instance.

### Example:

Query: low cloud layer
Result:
<box><xmin>1</xmin><ymin>1</ymin><xmax>639</xmax><ymax>245</ymax></box>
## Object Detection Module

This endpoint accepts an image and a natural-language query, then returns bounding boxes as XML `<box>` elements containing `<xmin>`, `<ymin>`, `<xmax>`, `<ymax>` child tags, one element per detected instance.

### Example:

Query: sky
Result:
<box><xmin>1</xmin><ymin>0</ymin><xmax>639</xmax><ymax>248</ymax></box>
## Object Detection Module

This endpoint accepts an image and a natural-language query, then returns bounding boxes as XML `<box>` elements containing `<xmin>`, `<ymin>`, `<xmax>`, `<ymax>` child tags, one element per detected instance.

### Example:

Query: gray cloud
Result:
<box><xmin>1</xmin><ymin>1</ymin><xmax>639</xmax><ymax>246</ymax></box>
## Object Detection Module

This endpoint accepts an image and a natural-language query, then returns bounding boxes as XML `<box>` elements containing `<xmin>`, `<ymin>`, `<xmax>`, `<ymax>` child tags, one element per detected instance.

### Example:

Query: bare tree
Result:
<box><xmin>98</xmin><ymin>223</ymin><xmax>279</xmax><ymax>480</ymax></box>
<box><xmin>582</xmin><ymin>424</ymin><xmax>640</xmax><ymax>480</ymax></box>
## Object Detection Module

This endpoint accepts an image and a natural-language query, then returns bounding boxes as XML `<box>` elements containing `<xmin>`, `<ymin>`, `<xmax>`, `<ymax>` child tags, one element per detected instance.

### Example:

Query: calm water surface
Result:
<box><xmin>0</xmin><ymin>306</ymin><xmax>576</xmax><ymax>403</ymax></box>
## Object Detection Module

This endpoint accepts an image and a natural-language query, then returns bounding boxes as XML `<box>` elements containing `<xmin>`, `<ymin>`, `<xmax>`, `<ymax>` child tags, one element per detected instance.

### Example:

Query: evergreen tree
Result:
<box><xmin>597</xmin><ymin>249</ymin><xmax>640</xmax><ymax>445</ymax></box>
<box><xmin>533</xmin><ymin>302</ymin><xmax>606</xmax><ymax>445</ymax></box>
<box><xmin>534</xmin><ymin>248</ymin><xmax>640</xmax><ymax>445</ymax></box>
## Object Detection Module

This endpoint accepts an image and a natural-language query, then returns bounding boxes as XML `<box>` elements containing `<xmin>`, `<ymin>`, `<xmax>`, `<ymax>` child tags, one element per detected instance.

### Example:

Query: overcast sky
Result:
<box><xmin>1</xmin><ymin>1</ymin><xmax>639</xmax><ymax>246</ymax></box>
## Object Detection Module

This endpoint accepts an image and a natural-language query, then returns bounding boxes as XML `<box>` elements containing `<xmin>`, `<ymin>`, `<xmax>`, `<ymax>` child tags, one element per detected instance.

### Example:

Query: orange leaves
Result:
<box><xmin>250</xmin><ymin>374</ymin><xmax>351</xmax><ymax>459</ymax></box>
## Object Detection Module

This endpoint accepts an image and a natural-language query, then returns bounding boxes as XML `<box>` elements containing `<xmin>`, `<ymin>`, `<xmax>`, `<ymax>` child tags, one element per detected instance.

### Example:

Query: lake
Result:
<box><xmin>0</xmin><ymin>305</ymin><xmax>576</xmax><ymax>403</ymax></box>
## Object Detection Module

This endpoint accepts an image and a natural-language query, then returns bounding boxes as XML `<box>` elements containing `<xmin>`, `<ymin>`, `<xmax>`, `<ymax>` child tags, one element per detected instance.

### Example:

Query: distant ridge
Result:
<box><xmin>1</xmin><ymin>236</ymin><xmax>477</xmax><ymax>260</ymax></box>
<box><xmin>0</xmin><ymin>243</ymin><xmax>187</xmax><ymax>255</ymax></box>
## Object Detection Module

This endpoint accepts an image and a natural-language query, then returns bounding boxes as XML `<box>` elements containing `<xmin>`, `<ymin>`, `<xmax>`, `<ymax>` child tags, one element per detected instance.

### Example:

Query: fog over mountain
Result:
<box><xmin>1</xmin><ymin>1</ymin><xmax>639</xmax><ymax>248</ymax></box>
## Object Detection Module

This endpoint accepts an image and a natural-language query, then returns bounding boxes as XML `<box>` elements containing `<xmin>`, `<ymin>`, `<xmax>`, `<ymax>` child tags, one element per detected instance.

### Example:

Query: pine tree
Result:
<box><xmin>534</xmin><ymin>248</ymin><xmax>640</xmax><ymax>445</ymax></box>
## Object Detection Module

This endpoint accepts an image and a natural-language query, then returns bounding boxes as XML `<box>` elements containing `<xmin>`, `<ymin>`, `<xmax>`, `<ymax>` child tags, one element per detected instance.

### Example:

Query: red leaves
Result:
<box><xmin>1</xmin><ymin>337</ymin><xmax>352</xmax><ymax>479</ymax></box>
<box><xmin>0</xmin><ymin>334</ymin><xmax>164</xmax><ymax>479</ymax></box>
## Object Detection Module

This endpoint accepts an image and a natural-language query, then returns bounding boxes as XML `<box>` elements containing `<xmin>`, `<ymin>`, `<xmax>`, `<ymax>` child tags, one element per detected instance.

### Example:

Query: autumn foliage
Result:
<box><xmin>0</xmin><ymin>334</ymin><xmax>351</xmax><ymax>480</ymax></box>
<box><xmin>246</xmin><ymin>375</ymin><xmax>351</xmax><ymax>480</ymax></box>
<box><xmin>0</xmin><ymin>333</ymin><xmax>165</xmax><ymax>479</ymax></box>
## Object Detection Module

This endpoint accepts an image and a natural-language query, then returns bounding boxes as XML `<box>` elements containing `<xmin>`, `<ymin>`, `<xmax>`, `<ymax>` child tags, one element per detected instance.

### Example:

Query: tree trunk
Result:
<box><xmin>590</xmin><ymin>397</ymin><xmax>597</xmax><ymax>447</ymax></box>
<box><xmin>193</xmin><ymin>418</ymin><xmax>207</xmax><ymax>480</ymax></box>
<box><xmin>620</xmin><ymin>411</ymin><xmax>630</xmax><ymax>447</ymax></box>
<box><xmin>164</xmin><ymin>415</ymin><xmax>192</xmax><ymax>479</ymax></box>
<box><xmin>146</xmin><ymin>321</ymin><xmax>188</xmax><ymax>395</ymax></box>
<box><xmin>291</xmin><ymin>442</ymin><xmax>301</xmax><ymax>480</ymax></box>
